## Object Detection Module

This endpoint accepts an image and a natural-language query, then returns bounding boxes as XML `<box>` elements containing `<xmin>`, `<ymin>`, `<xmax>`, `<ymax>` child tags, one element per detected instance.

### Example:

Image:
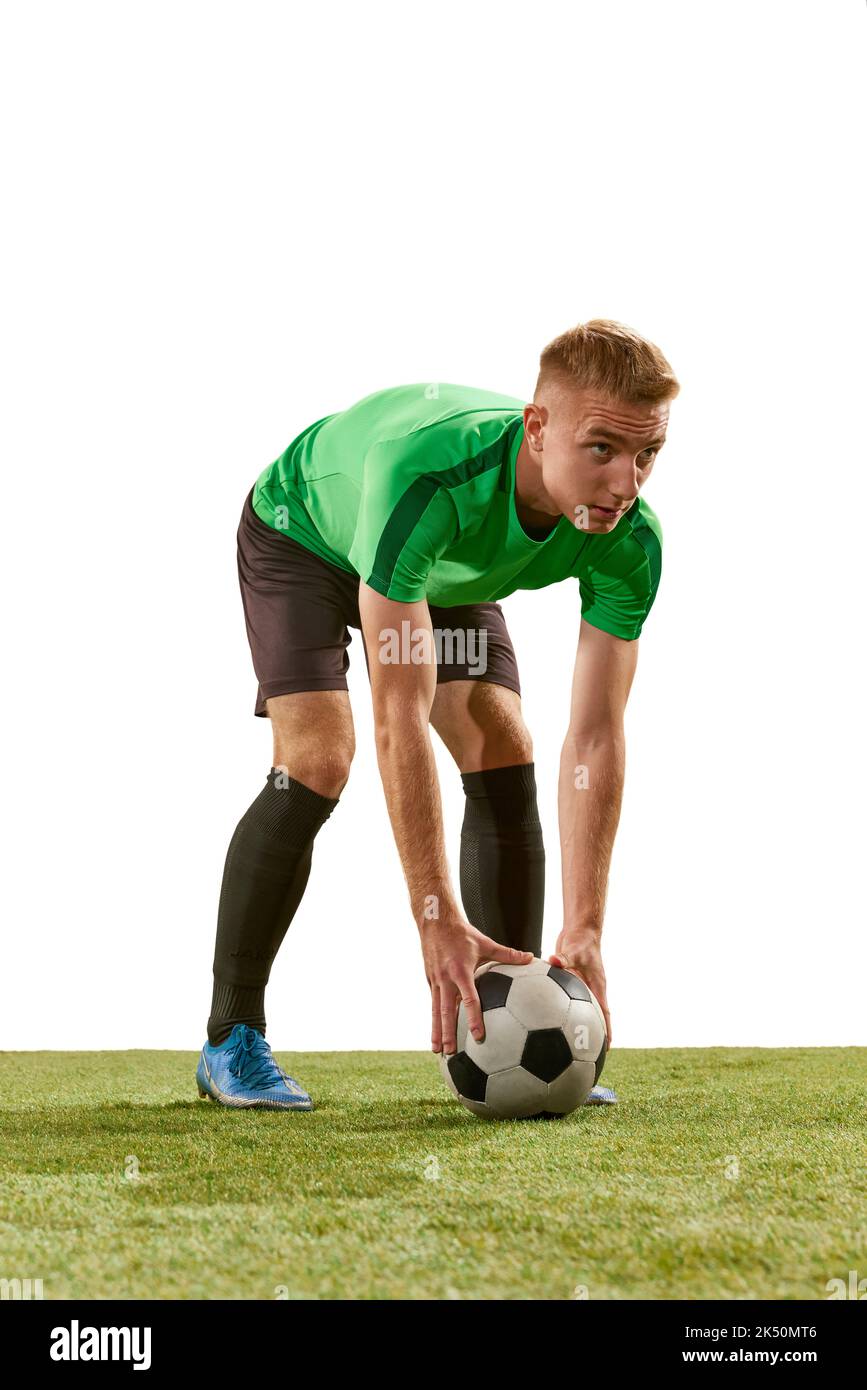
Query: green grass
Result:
<box><xmin>1</xmin><ymin>1049</ymin><xmax>865</xmax><ymax>1300</ymax></box>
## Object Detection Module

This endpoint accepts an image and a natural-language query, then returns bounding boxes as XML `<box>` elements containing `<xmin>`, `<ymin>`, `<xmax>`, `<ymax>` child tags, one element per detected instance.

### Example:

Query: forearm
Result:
<box><xmin>558</xmin><ymin>730</ymin><xmax>626</xmax><ymax>939</ymax></box>
<box><xmin>375</xmin><ymin>704</ymin><xmax>460</xmax><ymax>926</ymax></box>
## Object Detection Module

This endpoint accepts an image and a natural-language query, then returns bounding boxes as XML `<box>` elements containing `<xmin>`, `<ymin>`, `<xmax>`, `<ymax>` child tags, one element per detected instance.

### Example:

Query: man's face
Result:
<box><xmin>530</xmin><ymin>387</ymin><xmax>670</xmax><ymax>533</ymax></box>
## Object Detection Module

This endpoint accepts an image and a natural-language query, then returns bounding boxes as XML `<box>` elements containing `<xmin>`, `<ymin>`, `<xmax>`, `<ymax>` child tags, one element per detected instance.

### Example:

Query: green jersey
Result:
<box><xmin>252</xmin><ymin>383</ymin><xmax>662</xmax><ymax>640</ymax></box>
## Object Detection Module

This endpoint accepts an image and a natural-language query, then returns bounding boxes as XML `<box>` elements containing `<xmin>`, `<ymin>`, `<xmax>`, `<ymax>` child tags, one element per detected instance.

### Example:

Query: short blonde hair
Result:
<box><xmin>535</xmin><ymin>318</ymin><xmax>680</xmax><ymax>406</ymax></box>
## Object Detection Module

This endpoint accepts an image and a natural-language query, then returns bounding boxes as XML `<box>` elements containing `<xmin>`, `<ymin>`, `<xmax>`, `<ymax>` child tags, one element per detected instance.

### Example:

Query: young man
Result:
<box><xmin>196</xmin><ymin>319</ymin><xmax>679</xmax><ymax>1109</ymax></box>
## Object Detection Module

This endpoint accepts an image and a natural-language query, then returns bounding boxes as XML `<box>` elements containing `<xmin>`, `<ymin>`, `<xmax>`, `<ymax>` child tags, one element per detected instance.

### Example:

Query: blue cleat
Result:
<box><xmin>583</xmin><ymin>1085</ymin><xmax>618</xmax><ymax>1105</ymax></box>
<box><xmin>195</xmin><ymin>1023</ymin><xmax>313</xmax><ymax>1110</ymax></box>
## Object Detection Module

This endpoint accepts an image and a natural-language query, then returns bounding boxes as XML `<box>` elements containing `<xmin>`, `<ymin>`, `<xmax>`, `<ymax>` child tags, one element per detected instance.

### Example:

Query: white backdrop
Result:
<box><xmin>2</xmin><ymin>1</ymin><xmax>864</xmax><ymax>1049</ymax></box>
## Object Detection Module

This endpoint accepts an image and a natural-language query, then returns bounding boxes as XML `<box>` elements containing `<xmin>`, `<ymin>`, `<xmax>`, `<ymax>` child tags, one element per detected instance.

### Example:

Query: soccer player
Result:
<box><xmin>196</xmin><ymin>319</ymin><xmax>679</xmax><ymax>1109</ymax></box>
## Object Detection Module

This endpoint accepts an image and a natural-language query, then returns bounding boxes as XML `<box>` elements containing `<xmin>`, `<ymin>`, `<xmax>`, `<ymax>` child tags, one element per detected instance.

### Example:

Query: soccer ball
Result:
<box><xmin>439</xmin><ymin>958</ymin><xmax>607</xmax><ymax>1120</ymax></box>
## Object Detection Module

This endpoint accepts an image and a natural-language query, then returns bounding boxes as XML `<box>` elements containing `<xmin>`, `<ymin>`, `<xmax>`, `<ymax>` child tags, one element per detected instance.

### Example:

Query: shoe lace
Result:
<box><xmin>227</xmin><ymin>1025</ymin><xmax>286</xmax><ymax>1090</ymax></box>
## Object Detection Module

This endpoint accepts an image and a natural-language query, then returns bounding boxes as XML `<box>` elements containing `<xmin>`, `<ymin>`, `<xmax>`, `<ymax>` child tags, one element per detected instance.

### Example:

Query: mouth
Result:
<box><xmin>591</xmin><ymin>505</ymin><xmax>623</xmax><ymax>520</ymax></box>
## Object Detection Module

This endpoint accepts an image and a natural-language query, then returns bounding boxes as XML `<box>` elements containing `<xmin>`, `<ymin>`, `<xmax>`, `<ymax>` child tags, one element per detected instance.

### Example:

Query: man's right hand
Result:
<box><xmin>421</xmin><ymin>912</ymin><xmax>533</xmax><ymax>1055</ymax></box>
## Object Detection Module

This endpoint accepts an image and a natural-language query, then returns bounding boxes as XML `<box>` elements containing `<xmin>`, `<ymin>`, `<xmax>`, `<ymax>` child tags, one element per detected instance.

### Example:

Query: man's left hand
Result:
<box><xmin>548</xmin><ymin>934</ymin><xmax>612</xmax><ymax>1046</ymax></box>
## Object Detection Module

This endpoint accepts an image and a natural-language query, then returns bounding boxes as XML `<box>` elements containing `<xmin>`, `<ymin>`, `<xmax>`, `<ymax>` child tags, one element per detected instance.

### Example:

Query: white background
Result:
<box><xmin>2</xmin><ymin>1</ymin><xmax>864</xmax><ymax>1050</ymax></box>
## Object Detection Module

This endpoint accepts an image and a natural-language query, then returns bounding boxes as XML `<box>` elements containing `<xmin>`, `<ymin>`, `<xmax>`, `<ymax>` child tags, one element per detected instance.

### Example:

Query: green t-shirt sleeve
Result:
<box><xmin>578</xmin><ymin>502</ymin><xmax>663</xmax><ymax>641</ymax></box>
<box><xmin>348</xmin><ymin>438</ymin><xmax>461</xmax><ymax>602</ymax></box>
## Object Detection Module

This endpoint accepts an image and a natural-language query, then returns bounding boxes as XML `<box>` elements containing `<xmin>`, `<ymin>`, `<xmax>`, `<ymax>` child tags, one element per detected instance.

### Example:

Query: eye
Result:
<box><xmin>590</xmin><ymin>443</ymin><xmax>609</xmax><ymax>456</ymax></box>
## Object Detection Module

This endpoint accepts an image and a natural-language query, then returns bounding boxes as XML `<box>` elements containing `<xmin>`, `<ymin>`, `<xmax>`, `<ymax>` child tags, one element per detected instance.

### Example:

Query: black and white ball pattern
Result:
<box><xmin>439</xmin><ymin>959</ymin><xmax>607</xmax><ymax>1120</ymax></box>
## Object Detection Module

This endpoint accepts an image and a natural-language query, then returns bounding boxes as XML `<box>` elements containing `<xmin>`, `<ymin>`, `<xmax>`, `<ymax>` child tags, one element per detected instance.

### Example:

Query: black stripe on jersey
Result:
<box><xmin>626</xmin><ymin>505</ymin><xmax>663</xmax><ymax>623</ymax></box>
<box><xmin>369</xmin><ymin>421</ymin><xmax>517</xmax><ymax>592</ymax></box>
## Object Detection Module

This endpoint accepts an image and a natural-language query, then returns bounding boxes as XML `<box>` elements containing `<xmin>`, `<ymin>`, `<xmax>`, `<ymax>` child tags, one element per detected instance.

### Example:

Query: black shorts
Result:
<box><xmin>237</xmin><ymin>489</ymin><xmax>522</xmax><ymax>717</ymax></box>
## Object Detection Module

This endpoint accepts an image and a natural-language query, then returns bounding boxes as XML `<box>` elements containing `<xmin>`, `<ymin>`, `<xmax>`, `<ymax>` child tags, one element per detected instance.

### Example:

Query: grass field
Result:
<box><xmin>1</xmin><ymin>1048</ymin><xmax>864</xmax><ymax>1300</ymax></box>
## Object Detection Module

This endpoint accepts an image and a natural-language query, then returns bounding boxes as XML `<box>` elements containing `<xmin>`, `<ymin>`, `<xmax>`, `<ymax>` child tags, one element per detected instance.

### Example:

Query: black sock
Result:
<box><xmin>207</xmin><ymin>769</ymin><xmax>339</xmax><ymax>1045</ymax></box>
<box><xmin>459</xmin><ymin>761</ymin><xmax>545</xmax><ymax>955</ymax></box>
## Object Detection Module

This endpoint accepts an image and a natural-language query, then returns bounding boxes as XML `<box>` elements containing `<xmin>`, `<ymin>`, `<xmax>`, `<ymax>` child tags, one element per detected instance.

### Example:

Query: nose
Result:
<box><xmin>610</xmin><ymin>463</ymin><xmax>643</xmax><ymax>504</ymax></box>
<box><xmin>606</xmin><ymin>487</ymin><xmax>637</xmax><ymax>509</ymax></box>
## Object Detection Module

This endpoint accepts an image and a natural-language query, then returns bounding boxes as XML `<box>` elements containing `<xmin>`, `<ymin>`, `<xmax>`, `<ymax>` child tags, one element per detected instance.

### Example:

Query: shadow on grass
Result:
<box><xmin>0</xmin><ymin>1091</ymin><xmax>619</xmax><ymax>1171</ymax></box>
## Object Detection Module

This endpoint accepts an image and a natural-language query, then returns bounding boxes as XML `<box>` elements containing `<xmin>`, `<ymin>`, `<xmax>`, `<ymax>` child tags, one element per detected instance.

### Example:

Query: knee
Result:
<box><xmin>268</xmin><ymin>693</ymin><xmax>356</xmax><ymax>798</ymax></box>
<box><xmin>475</xmin><ymin>718</ymin><xmax>534</xmax><ymax>772</ymax></box>
<box><xmin>272</xmin><ymin>739</ymin><xmax>355</xmax><ymax>799</ymax></box>
<box><xmin>433</xmin><ymin>683</ymin><xmax>534</xmax><ymax>773</ymax></box>
<box><xmin>500</xmin><ymin>725</ymin><xmax>534</xmax><ymax>767</ymax></box>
